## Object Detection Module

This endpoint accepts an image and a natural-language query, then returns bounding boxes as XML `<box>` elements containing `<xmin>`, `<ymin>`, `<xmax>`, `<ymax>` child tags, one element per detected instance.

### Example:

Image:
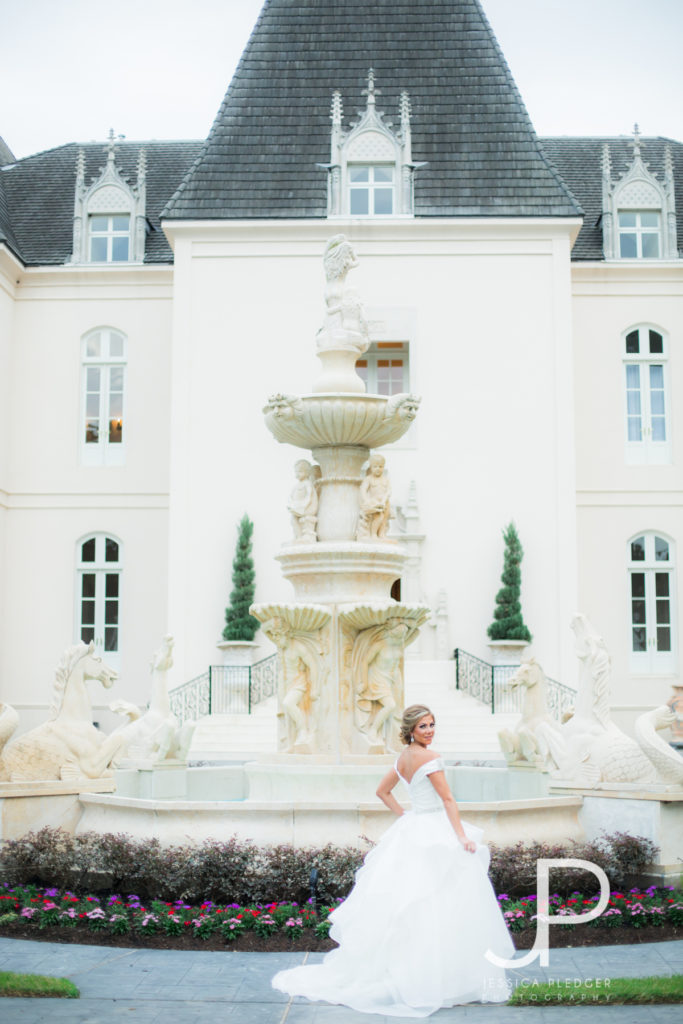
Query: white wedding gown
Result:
<box><xmin>272</xmin><ymin>757</ymin><xmax>515</xmax><ymax>1017</ymax></box>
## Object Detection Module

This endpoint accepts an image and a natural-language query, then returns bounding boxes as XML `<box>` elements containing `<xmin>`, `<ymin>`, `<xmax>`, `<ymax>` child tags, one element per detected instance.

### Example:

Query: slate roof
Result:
<box><xmin>540</xmin><ymin>136</ymin><xmax>683</xmax><ymax>261</ymax></box>
<box><xmin>0</xmin><ymin>140</ymin><xmax>203</xmax><ymax>266</ymax></box>
<box><xmin>163</xmin><ymin>0</ymin><xmax>581</xmax><ymax>220</ymax></box>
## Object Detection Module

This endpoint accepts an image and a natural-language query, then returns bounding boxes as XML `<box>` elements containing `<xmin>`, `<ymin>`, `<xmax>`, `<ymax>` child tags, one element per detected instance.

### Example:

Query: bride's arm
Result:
<box><xmin>376</xmin><ymin>769</ymin><xmax>405</xmax><ymax>816</ymax></box>
<box><xmin>428</xmin><ymin>772</ymin><xmax>476</xmax><ymax>852</ymax></box>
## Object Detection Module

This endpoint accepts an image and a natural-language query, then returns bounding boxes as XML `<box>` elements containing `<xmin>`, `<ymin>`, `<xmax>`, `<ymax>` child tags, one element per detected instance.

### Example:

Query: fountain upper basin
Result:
<box><xmin>263</xmin><ymin>393</ymin><xmax>419</xmax><ymax>450</ymax></box>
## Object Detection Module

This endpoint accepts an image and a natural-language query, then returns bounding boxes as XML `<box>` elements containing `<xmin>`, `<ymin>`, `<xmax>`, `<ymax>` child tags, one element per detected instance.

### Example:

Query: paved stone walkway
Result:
<box><xmin>0</xmin><ymin>937</ymin><xmax>681</xmax><ymax>1022</ymax></box>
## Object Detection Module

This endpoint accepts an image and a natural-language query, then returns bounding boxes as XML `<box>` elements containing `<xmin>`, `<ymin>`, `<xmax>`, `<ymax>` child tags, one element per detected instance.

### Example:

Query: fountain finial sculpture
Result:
<box><xmin>255</xmin><ymin>238</ymin><xmax>429</xmax><ymax>757</ymax></box>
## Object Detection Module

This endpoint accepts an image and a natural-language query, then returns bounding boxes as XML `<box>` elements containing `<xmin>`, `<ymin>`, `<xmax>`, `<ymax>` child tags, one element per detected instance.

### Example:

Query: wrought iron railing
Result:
<box><xmin>169</xmin><ymin>653</ymin><xmax>279</xmax><ymax>724</ymax></box>
<box><xmin>453</xmin><ymin>648</ymin><xmax>575</xmax><ymax>720</ymax></box>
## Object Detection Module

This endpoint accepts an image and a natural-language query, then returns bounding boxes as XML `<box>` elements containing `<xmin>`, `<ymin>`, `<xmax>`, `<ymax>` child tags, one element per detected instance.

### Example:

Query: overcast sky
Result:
<box><xmin>2</xmin><ymin>0</ymin><xmax>681</xmax><ymax>161</ymax></box>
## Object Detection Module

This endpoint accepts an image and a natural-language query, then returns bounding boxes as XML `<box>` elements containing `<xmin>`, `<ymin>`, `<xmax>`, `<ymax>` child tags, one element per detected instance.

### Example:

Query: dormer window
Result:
<box><xmin>325</xmin><ymin>71</ymin><xmax>418</xmax><ymax>218</ymax></box>
<box><xmin>601</xmin><ymin>128</ymin><xmax>677</xmax><ymax>260</ymax></box>
<box><xmin>69</xmin><ymin>133</ymin><xmax>147</xmax><ymax>265</ymax></box>
<box><xmin>89</xmin><ymin>214</ymin><xmax>131</xmax><ymax>262</ymax></box>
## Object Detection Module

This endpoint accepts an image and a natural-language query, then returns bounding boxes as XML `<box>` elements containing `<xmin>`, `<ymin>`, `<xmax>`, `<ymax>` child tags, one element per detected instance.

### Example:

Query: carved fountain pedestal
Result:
<box><xmin>251</xmin><ymin>236</ymin><xmax>429</xmax><ymax>766</ymax></box>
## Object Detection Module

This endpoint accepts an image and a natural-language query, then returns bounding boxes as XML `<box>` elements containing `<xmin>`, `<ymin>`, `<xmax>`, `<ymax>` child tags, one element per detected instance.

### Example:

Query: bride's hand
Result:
<box><xmin>459</xmin><ymin>837</ymin><xmax>476</xmax><ymax>853</ymax></box>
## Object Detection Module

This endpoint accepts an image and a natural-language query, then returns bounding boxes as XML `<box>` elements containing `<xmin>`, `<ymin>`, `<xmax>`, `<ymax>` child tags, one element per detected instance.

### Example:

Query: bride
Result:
<box><xmin>272</xmin><ymin>704</ymin><xmax>515</xmax><ymax>1017</ymax></box>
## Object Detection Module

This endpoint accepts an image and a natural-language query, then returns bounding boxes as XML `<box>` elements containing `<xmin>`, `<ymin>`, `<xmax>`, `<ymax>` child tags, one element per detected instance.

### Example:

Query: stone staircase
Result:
<box><xmin>189</xmin><ymin>659</ymin><xmax>517</xmax><ymax>762</ymax></box>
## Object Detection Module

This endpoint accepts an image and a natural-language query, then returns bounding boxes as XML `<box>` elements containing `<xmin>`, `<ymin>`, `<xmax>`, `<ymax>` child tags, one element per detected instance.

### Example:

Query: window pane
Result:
<box><xmin>81</xmin><ymin>541</ymin><xmax>96</xmax><ymax>563</ymax></box>
<box><xmin>350</xmin><ymin>190</ymin><xmax>369</xmax><ymax>215</ymax></box>
<box><xmin>105</xmin><ymin>538</ymin><xmax>119</xmax><ymax>562</ymax></box>
<box><xmin>632</xmin><ymin>626</ymin><xmax>647</xmax><ymax>651</ymax></box>
<box><xmin>631</xmin><ymin>572</ymin><xmax>645</xmax><ymax>595</ymax></box>
<box><xmin>631</xmin><ymin>599</ymin><xmax>646</xmax><ymax>624</ymax></box>
<box><xmin>625</xmin><ymin>364</ymin><xmax>640</xmax><ymax>388</ymax></box>
<box><xmin>626</xmin><ymin>391</ymin><xmax>641</xmax><ymax>415</ymax></box>
<box><xmin>85</xmin><ymin>420</ymin><xmax>100</xmax><ymax>443</ymax></box>
<box><xmin>656</xmin><ymin>599</ymin><xmax>670</xmax><ymax>625</ymax></box>
<box><xmin>105</xmin><ymin>627</ymin><xmax>118</xmax><ymax>652</ymax></box>
<box><xmin>641</xmin><ymin>233</ymin><xmax>660</xmax><ymax>258</ymax></box>
<box><xmin>81</xmin><ymin>572</ymin><xmax>96</xmax><ymax>597</ymax></box>
<box><xmin>86</xmin><ymin>335</ymin><xmax>101</xmax><ymax>358</ymax></box>
<box><xmin>349</xmin><ymin>166</ymin><xmax>369</xmax><ymax>182</ymax></box>
<box><xmin>81</xmin><ymin>601</ymin><xmax>95</xmax><ymax>625</ymax></box>
<box><xmin>649</xmin><ymin>331</ymin><xmax>663</xmax><ymax>354</ymax></box>
<box><xmin>649</xmin><ymin>364</ymin><xmax>663</xmax><ymax>389</ymax></box>
<box><xmin>641</xmin><ymin>212</ymin><xmax>660</xmax><ymax>228</ymax></box>
<box><xmin>630</xmin><ymin>539</ymin><xmax>645</xmax><ymax>562</ymax></box>
<box><xmin>650</xmin><ymin>390</ymin><xmax>665</xmax><ymax>416</ymax></box>
<box><xmin>90</xmin><ymin>216</ymin><xmax>109</xmax><ymax>232</ymax></box>
<box><xmin>86</xmin><ymin>366</ymin><xmax>101</xmax><ymax>390</ymax></box>
<box><xmin>619</xmin><ymin>234</ymin><xmax>637</xmax><ymax>258</ymax></box>
<box><xmin>627</xmin><ymin>419</ymin><xmax>641</xmax><ymax>442</ymax></box>
<box><xmin>112</xmin><ymin>215</ymin><xmax>130</xmax><ymax>231</ymax></box>
<box><xmin>81</xmin><ymin>627</ymin><xmax>95</xmax><ymax>644</ymax></box>
<box><xmin>655</xmin><ymin>540</ymin><xmax>669</xmax><ymax>563</ymax></box>
<box><xmin>625</xmin><ymin>331</ymin><xmax>639</xmax><ymax>354</ymax></box>
<box><xmin>109</xmin><ymin>334</ymin><xmax>124</xmax><ymax>358</ymax></box>
<box><xmin>110</xmin><ymin>367</ymin><xmax>124</xmax><ymax>392</ymax></box>
<box><xmin>374</xmin><ymin>188</ymin><xmax>393</xmax><ymax>214</ymax></box>
<box><xmin>105</xmin><ymin>574</ymin><xmax>119</xmax><ymax>597</ymax></box>
<box><xmin>86</xmin><ymin>394</ymin><xmax>100</xmax><ymax>417</ymax></box>
<box><xmin>105</xmin><ymin>600</ymin><xmax>118</xmax><ymax>624</ymax></box>
<box><xmin>656</xmin><ymin>627</ymin><xmax>671</xmax><ymax>651</ymax></box>
<box><xmin>374</xmin><ymin>167</ymin><xmax>393</xmax><ymax>183</ymax></box>
<box><xmin>655</xmin><ymin>570</ymin><xmax>670</xmax><ymax>593</ymax></box>
<box><xmin>651</xmin><ymin>417</ymin><xmax>666</xmax><ymax>442</ymax></box>
<box><xmin>112</xmin><ymin>236</ymin><xmax>129</xmax><ymax>261</ymax></box>
<box><xmin>90</xmin><ymin>237</ymin><xmax>108</xmax><ymax>261</ymax></box>
<box><xmin>109</xmin><ymin>418</ymin><xmax>123</xmax><ymax>444</ymax></box>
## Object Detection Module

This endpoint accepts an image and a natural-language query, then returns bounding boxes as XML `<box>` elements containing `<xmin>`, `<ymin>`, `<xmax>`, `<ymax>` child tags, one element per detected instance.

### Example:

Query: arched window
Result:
<box><xmin>622</xmin><ymin>326</ymin><xmax>670</xmax><ymax>464</ymax></box>
<box><xmin>76</xmin><ymin>534</ymin><xmax>122</xmax><ymax>669</ymax></box>
<box><xmin>628</xmin><ymin>532</ymin><xmax>676</xmax><ymax>674</ymax></box>
<box><xmin>81</xmin><ymin>328</ymin><xmax>126</xmax><ymax>466</ymax></box>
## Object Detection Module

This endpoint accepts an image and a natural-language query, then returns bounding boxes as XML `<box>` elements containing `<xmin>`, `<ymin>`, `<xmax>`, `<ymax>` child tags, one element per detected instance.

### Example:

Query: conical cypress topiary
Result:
<box><xmin>487</xmin><ymin>522</ymin><xmax>532</xmax><ymax>642</ymax></box>
<box><xmin>222</xmin><ymin>515</ymin><xmax>259</xmax><ymax>641</ymax></box>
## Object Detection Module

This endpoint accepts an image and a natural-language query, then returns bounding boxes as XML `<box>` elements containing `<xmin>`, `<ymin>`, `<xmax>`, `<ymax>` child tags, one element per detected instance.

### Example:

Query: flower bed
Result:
<box><xmin>1</xmin><ymin>882</ymin><xmax>681</xmax><ymax>950</ymax></box>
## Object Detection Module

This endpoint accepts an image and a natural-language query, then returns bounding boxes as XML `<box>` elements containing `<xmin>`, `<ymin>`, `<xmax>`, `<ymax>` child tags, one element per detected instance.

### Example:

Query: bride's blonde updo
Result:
<box><xmin>399</xmin><ymin>704</ymin><xmax>434</xmax><ymax>745</ymax></box>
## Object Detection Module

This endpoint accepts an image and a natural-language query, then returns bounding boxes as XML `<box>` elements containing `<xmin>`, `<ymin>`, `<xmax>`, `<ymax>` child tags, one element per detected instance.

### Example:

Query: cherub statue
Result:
<box><xmin>317</xmin><ymin>234</ymin><xmax>369</xmax><ymax>354</ymax></box>
<box><xmin>357</xmin><ymin>453</ymin><xmax>391</xmax><ymax>541</ymax></box>
<box><xmin>287</xmin><ymin>460</ymin><xmax>318</xmax><ymax>543</ymax></box>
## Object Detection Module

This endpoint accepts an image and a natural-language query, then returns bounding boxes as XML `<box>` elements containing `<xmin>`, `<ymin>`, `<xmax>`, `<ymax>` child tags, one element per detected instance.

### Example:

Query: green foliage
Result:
<box><xmin>487</xmin><ymin>521</ymin><xmax>532</xmax><ymax>642</ymax></box>
<box><xmin>222</xmin><ymin>514</ymin><xmax>259</xmax><ymax>642</ymax></box>
<box><xmin>0</xmin><ymin>971</ymin><xmax>80</xmax><ymax>999</ymax></box>
<box><xmin>509</xmin><ymin>976</ymin><xmax>683</xmax><ymax>1006</ymax></box>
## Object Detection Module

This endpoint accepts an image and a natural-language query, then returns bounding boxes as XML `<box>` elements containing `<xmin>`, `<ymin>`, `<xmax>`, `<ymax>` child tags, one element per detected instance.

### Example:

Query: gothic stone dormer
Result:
<box><xmin>326</xmin><ymin>70</ymin><xmax>419</xmax><ymax>217</ymax></box>
<box><xmin>69</xmin><ymin>134</ymin><xmax>147</xmax><ymax>264</ymax></box>
<box><xmin>602</xmin><ymin>127</ymin><xmax>677</xmax><ymax>260</ymax></box>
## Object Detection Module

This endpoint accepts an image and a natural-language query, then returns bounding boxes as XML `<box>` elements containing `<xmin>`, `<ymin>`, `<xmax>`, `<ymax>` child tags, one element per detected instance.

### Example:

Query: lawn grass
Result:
<box><xmin>510</xmin><ymin>974</ymin><xmax>683</xmax><ymax>1006</ymax></box>
<box><xmin>0</xmin><ymin>971</ymin><xmax>79</xmax><ymax>998</ymax></box>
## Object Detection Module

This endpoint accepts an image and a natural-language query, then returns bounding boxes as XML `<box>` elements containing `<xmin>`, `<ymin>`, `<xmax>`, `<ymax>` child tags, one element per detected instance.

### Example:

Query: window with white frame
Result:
<box><xmin>623</xmin><ymin>326</ymin><xmax>670</xmax><ymax>464</ymax></box>
<box><xmin>618</xmin><ymin>211</ymin><xmax>661</xmax><ymax>258</ymax></box>
<box><xmin>77</xmin><ymin>534</ymin><xmax>122</xmax><ymax>670</ymax></box>
<box><xmin>89</xmin><ymin>214</ymin><xmax>131</xmax><ymax>262</ymax></box>
<box><xmin>628</xmin><ymin>533</ymin><xmax>676</xmax><ymax>674</ymax></box>
<box><xmin>348</xmin><ymin>165</ymin><xmax>394</xmax><ymax>216</ymax></box>
<box><xmin>81</xmin><ymin>328</ymin><xmax>126</xmax><ymax>466</ymax></box>
<box><xmin>356</xmin><ymin>342</ymin><xmax>409</xmax><ymax>394</ymax></box>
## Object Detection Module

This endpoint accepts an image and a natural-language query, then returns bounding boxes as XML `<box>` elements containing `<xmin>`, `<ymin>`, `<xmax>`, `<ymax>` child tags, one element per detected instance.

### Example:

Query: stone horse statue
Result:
<box><xmin>109</xmin><ymin>634</ymin><xmax>196</xmax><ymax>762</ymax></box>
<box><xmin>497</xmin><ymin>658</ymin><xmax>565</xmax><ymax>770</ymax></box>
<box><xmin>0</xmin><ymin>641</ymin><xmax>124</xmax><ymax>782</ymax></box>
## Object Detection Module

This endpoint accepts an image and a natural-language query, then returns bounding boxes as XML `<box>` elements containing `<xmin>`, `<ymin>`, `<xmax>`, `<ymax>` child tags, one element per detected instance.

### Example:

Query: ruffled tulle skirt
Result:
<box><xmin>272</xmin><ymin>810</ymin><xmax>515</xmax><ymax>1017</ymax></box>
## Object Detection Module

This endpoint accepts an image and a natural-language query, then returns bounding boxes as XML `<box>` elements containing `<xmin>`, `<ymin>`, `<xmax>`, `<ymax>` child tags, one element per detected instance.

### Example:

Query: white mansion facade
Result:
<box><xmin>0</xmin><ymin>0</ymin><xmax>681</xmax><ymax>735</ymax></box>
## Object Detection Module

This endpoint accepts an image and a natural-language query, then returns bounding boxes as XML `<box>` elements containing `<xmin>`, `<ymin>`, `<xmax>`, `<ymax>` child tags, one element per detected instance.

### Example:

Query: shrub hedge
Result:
<box><xmin>0</xmin><ymin>827</ymin><xmax>659</xmax><ymax>904</ymax></box>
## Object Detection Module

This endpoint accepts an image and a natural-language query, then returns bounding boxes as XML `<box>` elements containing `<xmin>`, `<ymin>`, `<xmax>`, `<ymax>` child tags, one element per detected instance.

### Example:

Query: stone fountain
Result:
<box><xmin>251</xmin><ymin>234</ymin><xmax>428</xmax><ymax>764</ymax></box>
